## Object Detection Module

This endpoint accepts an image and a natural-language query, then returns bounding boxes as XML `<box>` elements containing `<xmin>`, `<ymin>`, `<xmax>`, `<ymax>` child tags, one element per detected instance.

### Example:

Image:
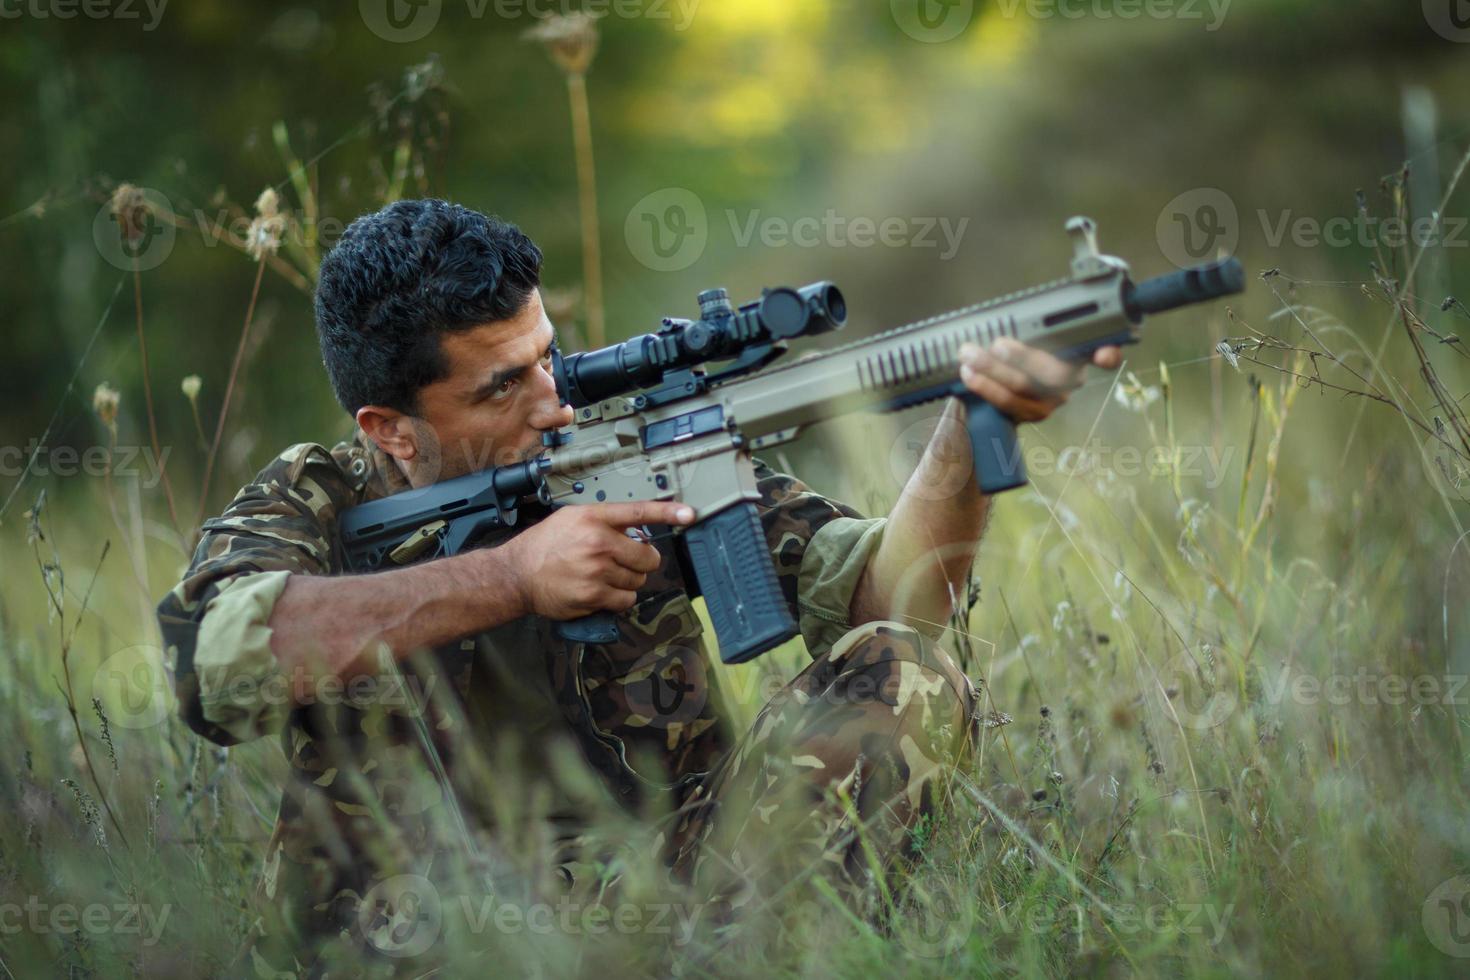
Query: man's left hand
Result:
<box><xmin>957</xmin><ymin>338</ymin><xmax>1123</xmax><ymax>423</ymax></box>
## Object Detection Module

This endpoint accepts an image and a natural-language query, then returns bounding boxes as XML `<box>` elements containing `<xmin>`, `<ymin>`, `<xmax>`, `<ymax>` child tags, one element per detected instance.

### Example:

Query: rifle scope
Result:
<box><xmin>555</xmin><ymin>281</ymin><xmax>846</xmax><ymax>408</ymax></box>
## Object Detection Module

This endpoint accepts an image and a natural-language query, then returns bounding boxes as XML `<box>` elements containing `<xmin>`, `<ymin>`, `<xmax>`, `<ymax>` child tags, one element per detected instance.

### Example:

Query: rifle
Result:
<box><xmin>340</xmin><ymin>217</ymin><xmax>1244</xmax><ymax>665</ymax></box>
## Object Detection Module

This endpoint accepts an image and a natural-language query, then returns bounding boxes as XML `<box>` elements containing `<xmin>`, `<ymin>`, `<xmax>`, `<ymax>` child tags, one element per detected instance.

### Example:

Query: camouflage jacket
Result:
<box><xmin>156</xmin><ymin>432</ymin><xmax>886</xmax><ymax>853</ymax></box>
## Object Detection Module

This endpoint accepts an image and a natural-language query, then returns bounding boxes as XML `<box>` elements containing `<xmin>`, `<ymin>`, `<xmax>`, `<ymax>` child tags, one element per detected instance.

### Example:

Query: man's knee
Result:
<box><xmin>820</xmin><ymin>621</ymin><xmax>978</xmax><ymax>737</ymax></box>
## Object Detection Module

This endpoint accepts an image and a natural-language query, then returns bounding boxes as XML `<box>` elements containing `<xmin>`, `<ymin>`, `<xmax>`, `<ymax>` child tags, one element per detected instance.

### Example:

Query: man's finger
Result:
<box><xmin>960</xmin><ymin>368</ymin><xmax>1058</xmax><ymax>422</ymax></box>
<box><xmin>990</xmin><ymin>338</ymin><xmax>1085</xmax><ymax>392</ymax></box>
<box><xmin>597</xmin><ymin>587</ymin><xmax>640</xmax><ymax>613</ymax></box>
<box><xmin>591</xmin><ymin>499</ymin><xmax>696</xmax><ymax>529</ymax></box>
<box><xmin>1093</xmin><ymin>345</ymin><xmax>1124</xmax><ymax>370</ymax></box>
<box><xmin>960</xmin><ymin>348</ymin><xmax>1048</xmax><ymax>398</ymax></box>
<box><xmin>611</xmin><ymin>535</ymin><xmax>663</xmax><ymax>573</ymax></box>
<box><xmin>601</xmin><ymin>565</ymin><xmax>648</xmax><ymax>593</ymax></box>
<box><xmin>960</xmin><ymin>341</ymin><xmax>1081</xmax><ymax>396</ymax></box>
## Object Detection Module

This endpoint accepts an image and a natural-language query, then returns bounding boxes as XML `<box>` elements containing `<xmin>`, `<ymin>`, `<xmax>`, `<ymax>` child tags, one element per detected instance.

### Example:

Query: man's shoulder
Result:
<box><xmin>247</xmin><ymin>433</ymin><xmax>380</xmax><ymax>500</ymax></box>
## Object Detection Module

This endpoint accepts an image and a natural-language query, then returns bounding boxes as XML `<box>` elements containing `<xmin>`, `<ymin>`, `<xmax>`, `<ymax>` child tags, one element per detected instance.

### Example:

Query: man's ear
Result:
<box><xmin>355</xmin><ymin>406</ymin><xmax>420</xmax><ymax>463</ymax></box>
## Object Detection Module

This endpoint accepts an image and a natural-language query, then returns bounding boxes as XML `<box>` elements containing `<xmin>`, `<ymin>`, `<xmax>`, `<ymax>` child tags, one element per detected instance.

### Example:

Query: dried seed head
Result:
<box><xmin>254</xmin><ymin>186</ymin><xmax>281</xmax><ymax>219</ymax></box>
<box><xmin>245</xmin><ymin>187</ymin><xmax>287</xmax><ymax>262</ymax></box>
<box><xmin>181</xmin><ymin>374</ymin><xmax>202</xmax><ymax>402</ymax></box>
<box><xmin>109</xmin><ymin>183</ymin><xmax>153</xmax><ymax>243</ymax></box>
<box><xmin>92</xmin><ymin>382</ymin><xmax>120</xmax><ymax>434</ymax></box>
<box><xmin>524</xmin><ymin>12</ymin><xmax>602</xmax><ymax>76</ymax></box>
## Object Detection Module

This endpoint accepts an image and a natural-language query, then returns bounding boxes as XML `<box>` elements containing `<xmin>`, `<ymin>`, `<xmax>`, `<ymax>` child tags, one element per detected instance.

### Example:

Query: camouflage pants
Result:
<box><xmin>669</xmin><ymin>620</ymin><xmax>981</xmax><ymax>912</ymax></box>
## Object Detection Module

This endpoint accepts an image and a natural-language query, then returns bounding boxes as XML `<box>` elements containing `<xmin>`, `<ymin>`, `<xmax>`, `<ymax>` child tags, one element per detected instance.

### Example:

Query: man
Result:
<box><xmin>157</xmin><ymin>199</ymin><xmax>1120</xmax><ymax>967</ymax></box>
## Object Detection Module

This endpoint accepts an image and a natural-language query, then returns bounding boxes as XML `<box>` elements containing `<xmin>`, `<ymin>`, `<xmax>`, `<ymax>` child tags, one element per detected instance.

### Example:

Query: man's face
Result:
<box><xmin>366</xmin><ymin>288</ymin><xmax>575</xmax><ymax>486</ymax></box>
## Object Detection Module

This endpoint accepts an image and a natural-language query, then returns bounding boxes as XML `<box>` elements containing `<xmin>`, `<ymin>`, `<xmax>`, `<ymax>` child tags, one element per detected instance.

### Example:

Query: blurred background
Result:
<box><xmin>4</xmin><ymin>0</ymin><xmax>1470</xmax><ymax>975</ymax></box>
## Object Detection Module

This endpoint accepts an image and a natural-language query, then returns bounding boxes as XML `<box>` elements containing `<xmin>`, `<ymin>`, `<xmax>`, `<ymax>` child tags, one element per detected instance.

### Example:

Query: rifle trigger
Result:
<box><xmin>388</xmin><ymin>520</ymin><xmax>448</xmax><ymax>565</ymax></box>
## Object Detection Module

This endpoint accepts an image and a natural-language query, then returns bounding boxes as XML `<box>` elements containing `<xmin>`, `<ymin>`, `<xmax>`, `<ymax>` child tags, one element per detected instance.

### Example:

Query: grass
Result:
<box><xmin>5</xmin><ymin>247</ymin><xmax>1469</xmax><ymax>976</ymax></box>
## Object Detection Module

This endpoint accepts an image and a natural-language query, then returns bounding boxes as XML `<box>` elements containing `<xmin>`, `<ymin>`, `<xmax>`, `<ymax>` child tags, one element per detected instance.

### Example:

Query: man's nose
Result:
<box><xmin>528</xmin><ymin>362</ymin><xmax>575</xmax><ymax>429</ymax></box>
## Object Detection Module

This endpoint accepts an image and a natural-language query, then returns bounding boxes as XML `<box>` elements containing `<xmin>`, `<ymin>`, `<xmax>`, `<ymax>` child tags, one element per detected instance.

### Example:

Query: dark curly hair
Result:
<box><xmin>313</xmin><ymin>199</ymin><xmax>543</xmax><ymax>415</ymax></box>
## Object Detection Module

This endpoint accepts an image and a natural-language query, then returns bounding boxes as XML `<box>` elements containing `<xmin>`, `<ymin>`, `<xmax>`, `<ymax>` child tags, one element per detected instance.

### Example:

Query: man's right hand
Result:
<box><xmin>498</xmin><ymin>500</ymin><xmax>697</xmax><ymax>620</ymax></box>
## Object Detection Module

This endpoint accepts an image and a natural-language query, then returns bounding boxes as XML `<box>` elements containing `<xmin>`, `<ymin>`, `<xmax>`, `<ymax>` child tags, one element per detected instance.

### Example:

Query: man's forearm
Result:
<box><xmin>268</xmin><ymin>548</ymin><xmax>527</xmax><ymax>695</ymax></box>
<box><xmin>850</xmin><ymin>398</ymin><xmax>990</xmax><ymax>634</ymax></box>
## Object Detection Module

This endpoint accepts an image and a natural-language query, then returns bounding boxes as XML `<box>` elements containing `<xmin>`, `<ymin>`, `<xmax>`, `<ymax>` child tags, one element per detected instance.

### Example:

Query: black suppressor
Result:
<box><xmin>1125</xmin><ymin>258</ymin><xmax>1245</xmax><ymax>318</ymax></box>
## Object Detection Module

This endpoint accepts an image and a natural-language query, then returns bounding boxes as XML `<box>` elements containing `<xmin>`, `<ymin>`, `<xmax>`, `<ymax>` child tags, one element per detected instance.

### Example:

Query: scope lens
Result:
<box><xmin>758</xmin><ymin>287</ymin><xmax>808</xmax><ymax>339</ymax></box>
<box><xmin>797</xmin><ymin>282</ymin><xmax>846</xmax><ymax>332</ymax></box>
<box><xmin>821</xmin><ymin>285</ymin><xmax>846</xmax><ymax>324</ymax></box>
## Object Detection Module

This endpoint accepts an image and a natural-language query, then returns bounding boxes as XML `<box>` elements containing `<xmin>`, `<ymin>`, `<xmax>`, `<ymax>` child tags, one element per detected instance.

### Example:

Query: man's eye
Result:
<box><xmin>491</xmin><ymin>378</ymin><xmax>517</xmax><ymax>399</ymax></box>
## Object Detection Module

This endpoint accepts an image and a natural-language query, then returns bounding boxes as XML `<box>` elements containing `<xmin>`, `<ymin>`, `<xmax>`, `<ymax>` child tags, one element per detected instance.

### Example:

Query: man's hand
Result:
<box><xmin>958</xmin><ymin>338</ymin><xmax>1123</xmax><ymax>422</ymax></box>
<box><xmin>499</xmin><ymin>500</ymin><xmax>696</xmax><ymax>620</ymax></box>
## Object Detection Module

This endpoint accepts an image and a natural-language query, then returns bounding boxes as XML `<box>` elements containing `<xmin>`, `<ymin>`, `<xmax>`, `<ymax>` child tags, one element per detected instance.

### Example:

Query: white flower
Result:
<box><xmin>92</xmin><ymin>382</ymin><xmax>120</xmax><ymax>434</ymax></box>
<box><xmin>1113</xmin><ymin>372</ymin><xmax>1162</xmax><ymax>413</ymax></box>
